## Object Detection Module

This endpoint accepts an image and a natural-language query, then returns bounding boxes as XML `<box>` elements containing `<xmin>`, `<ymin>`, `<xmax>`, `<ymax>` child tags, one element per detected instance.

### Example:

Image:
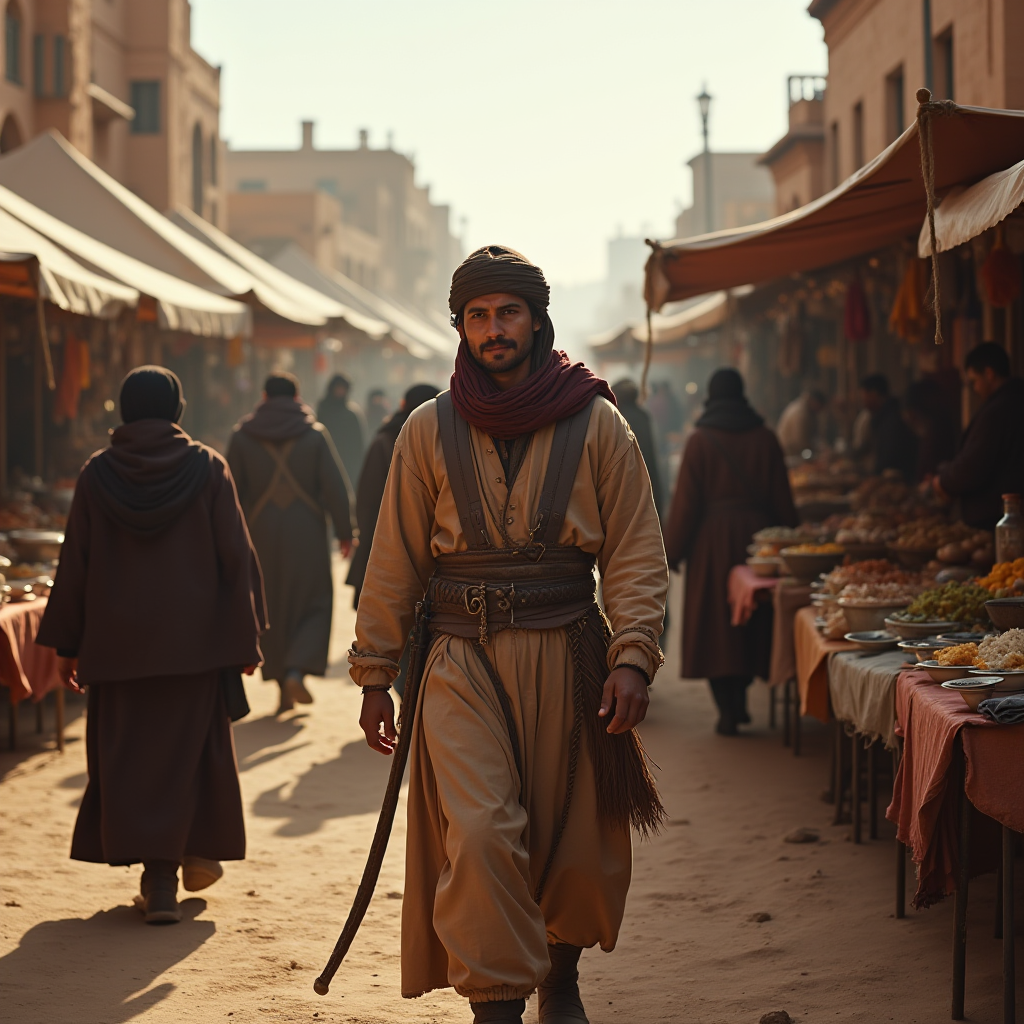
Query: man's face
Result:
<box><xmin>332</xmin><ymin>383</ymin><xmax>349</xmax><ymax>400</ymax></box>
<box><xmin>966</xmin><ymin>366</ymin><xmax>1003</xmax><ymax>401</ymax></box>
<box><xmin>861</xmin><ymin>389</ymin><xmax>882</xmax><ymax>412</ymax></box>
<box><xmin>461</xmin><ymin>292</ymin><xmax>539</xmax><ymax>377</ymax></box>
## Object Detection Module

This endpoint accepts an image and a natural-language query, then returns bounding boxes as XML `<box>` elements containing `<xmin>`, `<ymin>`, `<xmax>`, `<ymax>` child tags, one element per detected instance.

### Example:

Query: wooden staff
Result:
<box><xmin>314</xmin><ymin>600</ymin><xmax>431</xmax><ymax>996</ymax></box>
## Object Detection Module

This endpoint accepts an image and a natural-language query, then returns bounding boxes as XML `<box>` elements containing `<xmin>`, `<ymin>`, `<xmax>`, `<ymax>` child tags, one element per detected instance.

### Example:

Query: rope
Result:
<box><xmin>915</xmin><ymin>88</ymin><xmax>959</xmax><ymax>345</ymax></box>
<box><xmin>640</xmin><ymin>305</ymin><xmax>653</xmax><ymax>401</ymax></box>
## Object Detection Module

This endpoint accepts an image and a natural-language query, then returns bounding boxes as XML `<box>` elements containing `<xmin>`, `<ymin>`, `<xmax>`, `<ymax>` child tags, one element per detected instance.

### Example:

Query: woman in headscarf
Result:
<box><xmin>37</xmin><ymin>366</ymin><xmax>268</xmax><ymax>924</ymax></box>
<box><xmin>663</xmin><ymin>368</ymin><xmax>797</xmax><ymax>735</ymax></box>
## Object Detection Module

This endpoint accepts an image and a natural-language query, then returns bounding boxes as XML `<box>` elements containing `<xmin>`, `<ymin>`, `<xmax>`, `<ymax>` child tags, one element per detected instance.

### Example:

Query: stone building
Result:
<box><xmin>0</xmin><ymin>0</ymin><xmax>224</xmax><ymax>224</ymax></box>
<box><xmin>225</xmin><ymin>122</ymin><xmax>461</xmax><ymax>317</ymax></box>
<box><xmin>675</xmin><ymin>151</ymin><xmax>775</xmax><ymax>239</ymax></box>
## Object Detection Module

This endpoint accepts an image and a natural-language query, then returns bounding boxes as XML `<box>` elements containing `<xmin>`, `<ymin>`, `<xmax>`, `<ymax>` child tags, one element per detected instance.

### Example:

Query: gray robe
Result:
<box><xmin>227</xmin><ymin>423</ymin><xmax>353</xmax><ymax>681</ymax></box>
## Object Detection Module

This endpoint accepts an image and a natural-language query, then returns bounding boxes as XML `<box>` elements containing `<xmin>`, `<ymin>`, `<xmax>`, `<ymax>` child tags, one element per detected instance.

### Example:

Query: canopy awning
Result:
<box><xmin>0</xmin><ymin>206</ymin><xmax>138</xmax><ymax>317</ymax></box>
<box><xmin>590</xmin><ymin>291</ymin><xmax>732</xmax><ymax>352</ymax></box>
<box><xmin>918</xmin><ymin>158</ymin><xmax>1024</xmax><ymax>255</ymax></box>
<box><xmin>271</xmin><ymin>244</ymin><xmax>456</xmax><ymax>360</ymax></box>
<box><xmin>0</xmin><ymin>132</ymin><xmax>337</xmax><ymax>326</ymax></box>
<box><xmin>645</xmin><ymin>102</ymin><xmax>1024</xmax><ymax>311</ymax></box>
<box><xmin>0</xmin><ymin>182</ymin><xmax>250</xmax><ymax>337</ymax></box>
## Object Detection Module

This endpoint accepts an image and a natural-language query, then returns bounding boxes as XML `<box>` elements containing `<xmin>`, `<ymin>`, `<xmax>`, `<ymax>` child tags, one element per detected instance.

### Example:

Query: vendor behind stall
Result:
<box><xmin>37</xmin><ymin>366</ymin><xmax>268</xmax><ymax>925</ymax></box>
<box><xmin>928</xmin><ymin>342</ymin><xmax>1024</xmax><ymax>528</ymax></box>
<box><xmin>664</xmin><ymin>368</ymin><xmax>798</xmax><ymax>735</ymax></box>
<box><xmin>855</xmin><ymin>374</ymin><xmax>918</xmax><ymax>481</ymax></box>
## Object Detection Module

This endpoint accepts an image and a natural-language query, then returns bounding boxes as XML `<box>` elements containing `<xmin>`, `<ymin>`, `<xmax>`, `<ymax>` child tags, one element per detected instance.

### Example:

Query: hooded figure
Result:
<box><xmin>227</xmin><ymin>372</ymin><xmax>354</xmax><ymax>714</ymax></box>
<box><xmin>349</xmin><ymin>245</ymin><xmax>668</xmax><ymax>1024</ymax></box>
<box><xmin>611</xmin><ymin>378</ymin><xmax>664</xmax><ymax>515</ymax></box>
<box><xmin>37</xmin><ymin>365</ymin><xmax>268</xmax><ymax>925</ymax></box>
<box><xmin>316</xmin><ymin>373</ymin><xmax>367</xmax><ymax>484</ymax></box>
<box><xmin>663</xmin><ymin>368</ymin><xmax>798</xmax><ymax>735</ymax></box>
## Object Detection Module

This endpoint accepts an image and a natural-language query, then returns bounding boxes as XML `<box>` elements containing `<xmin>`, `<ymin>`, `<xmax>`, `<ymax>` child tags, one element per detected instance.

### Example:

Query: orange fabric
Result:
<box><xmin>727</xmin><ymin>564</ymin><xmax>778</xmax><ymax>628</ymax></box>
<box><xmin>54</xmin><ymin>333</ymin><xmax>84</xmax><ymax>423</ymax></box>
<box><xmin>0</xmin><ymin>598</ymin><xmax>59</xmax><ymax>704</ymax></box>
<box><xmin>888</xmin><ymin>258</ymin><xmax>928</xmax><ymax>342</ymax></box>
<box><xmin>887</xmin><ymin>670</ymin><xmax>1009</xmax><ymax>907</ymax></box>
<box><xmin>793</xmin><ymin>605</ymin><xmax>852</xmax><ymax>722</ymax></box>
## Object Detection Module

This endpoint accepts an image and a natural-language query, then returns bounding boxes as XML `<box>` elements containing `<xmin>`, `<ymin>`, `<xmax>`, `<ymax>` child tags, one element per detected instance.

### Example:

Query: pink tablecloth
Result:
<box><xmin>887</xmin><ymin>670</ymin><xmax>1024</xmax><ymax>907</ymax></box>
<box><xmin>0</xmin><ymin>597</ymin><xmax>60</xmax><ymax>704</ymax></box>
<box><xmin>727</xmin><ymin>565</ymin><xmax>778</xmax><ymax>627</ymax></box>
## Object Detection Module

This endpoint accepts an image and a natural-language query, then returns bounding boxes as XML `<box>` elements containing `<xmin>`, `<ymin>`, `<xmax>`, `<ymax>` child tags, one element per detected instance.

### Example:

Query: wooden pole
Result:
<box><xmin>0</xmin><ymin>314</ymin><xmax>7</xmax><ymax>495</ymax></box>
<box><xmin>34</xmin><ymin>319</ymin><xmax>43</xmax><ymax>478</ymax></box>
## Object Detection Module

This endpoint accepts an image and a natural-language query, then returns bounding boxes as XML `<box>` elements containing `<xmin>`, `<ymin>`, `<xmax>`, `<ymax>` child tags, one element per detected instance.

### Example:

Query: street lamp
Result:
<box><xmin>696</xmin><ymin>84</ymin><xmax>713</xmax><ymax>234</ymax></box>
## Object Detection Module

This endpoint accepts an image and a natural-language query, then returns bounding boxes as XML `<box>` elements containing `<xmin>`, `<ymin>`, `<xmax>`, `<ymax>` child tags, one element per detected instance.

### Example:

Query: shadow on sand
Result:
<box><xmin>231</xmin><ymin>711</ymin><xmax>311</xmax><ymax>772</ymax></box>
<box><xmin>252</xmin><ymin>738</ymin><xmax>391</xmax><ymax>836</ymax></box>
<box><xmin>0</xmin><ymin>898</ymin><xmax>213</xmax><ymax>1023</ymax></box>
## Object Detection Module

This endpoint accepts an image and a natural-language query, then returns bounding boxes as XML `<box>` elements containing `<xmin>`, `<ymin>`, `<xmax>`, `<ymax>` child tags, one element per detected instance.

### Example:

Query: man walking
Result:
<box><xmin>317</xmin><ymin>373</ymin><xmax>367</xmax><ymax>484</ymax></box>
<box><xmin>228</xmin><ymin>373</ymin><xmax>354</xmax><ymax>714</ymax></box>
<box><xmin>350</xmin><ymin>245</ymin><xmax>668</xmax><ymax>1023</ymax></box>
<box><xmin>37</xmin><ymin>367</ymin><xmax>267</xmax><ymax>923</ymax></box>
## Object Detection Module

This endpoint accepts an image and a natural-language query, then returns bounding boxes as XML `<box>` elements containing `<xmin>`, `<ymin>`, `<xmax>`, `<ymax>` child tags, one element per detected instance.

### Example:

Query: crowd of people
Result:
<box><xmin>31</xmin><ymin>239</ymin><xmax>1024</xmax><ymax>1023</ymax></box>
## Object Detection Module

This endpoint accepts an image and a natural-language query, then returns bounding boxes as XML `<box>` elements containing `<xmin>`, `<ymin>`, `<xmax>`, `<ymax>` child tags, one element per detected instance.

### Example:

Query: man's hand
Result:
<box><xmin>599</xmin><ymin>666</ymin><xmax>650</xmax><ymax>734</ymax></box>
<box><xmin>57</xmin><ymin>656</ymin><xmax>84</xmax><ymax>694</ymax></box>
<box><xmin>360</xmin><ymin>690</ymin><xmax>397</xmax><ymax>754</ymax></box>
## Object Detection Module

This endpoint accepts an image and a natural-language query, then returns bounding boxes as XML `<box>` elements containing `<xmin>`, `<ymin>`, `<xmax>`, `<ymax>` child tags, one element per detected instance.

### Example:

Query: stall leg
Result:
<box><xmin>996</xmin><ymin>860</ymin><xmax>1004</xmax><ymax>940</ymax></box>
<box><xmin>1003</xmin><ymin>826</ymin><xmax>1015</xmax><ymax>1024</ymax></box>
<box><xmin>769</xmin><ymin>685</ymin><xmax>777</xmax><ymax>730</ymax></box>
<box><xmin>55</xmin><ymin>688</ymin><xmax>64</xmax><ymax>754</ymax></box>
<box><xmin>793</xmin><ymin>697</ymin><xmax>802</xmax><ymax>757</ymax></box>
<box><xmin>894</xmin><ymin>746</ymin><xmax>905</xmax><ymax>919</ymax></box>
<box><xmin>782</xmin><ymin>679</ymin><xmax>792</xmax><ymax>747</ymax></box>
<box><xmin>868</xmin><ymin>741</ymin><xmax>879</xmax><ymax>840</ymax></box>
<box><xmin>952</xmin><ymin>768</ymin><xmax>971</xmax><ymax>1021</ymax></box>
<box><xmin>833</xmin><ymin>721</ymin><xmax>846</xmax><ymax>826</ymax></box>
<box><xmin>34</xmin><ymin>701</ymin><xmax>43</xmax><ymax>733</ymax></box>
<box><xmin>8</xmin><ymin>699</ymin><xmax>16</xmax><ymax>752</ymax></box>
<box><xmin>851</xmin><ymin>732</ymin><xmax>862</xmax><ymax>843</ymax></box>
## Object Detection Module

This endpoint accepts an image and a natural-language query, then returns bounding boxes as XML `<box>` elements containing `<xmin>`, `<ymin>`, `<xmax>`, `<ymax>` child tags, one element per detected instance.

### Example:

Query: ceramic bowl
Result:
<box><xmin>919</xmin><ymin>660</ymin><xmax>980</xmax><ymax>684</ymax></box>
<box><xmin>936</xmin><ymin>632</ymin><xmax>997</xmax><ymax>644</ymax></box>
<box><xmin>941</xmin><ymin>676</ymin><xmax>1001</xmax><ymax>711</ymax></box>
<box><xmin>746</xmin><ymin>557</ymin><xmax>779</xmax><ymax>578</ymax></box>
<box><xmin>780</xmin><ymin>548</ymin><xmax>846</xmax><ymax>581</ymax></box>
<box><xmin>843</xmin><ymin>630</ymin><xmax>900</xmax><ymax>652</ymax></box>
<box><xmin>7</xmin><ymin>529</ymin><xmax>63</xmax><ymax>562</ymax></box>
<box><xmin>985</xmin><ymin>599</ymin><xmax>1024</xmax><ymax>631</ymax></box>
<box><xmin>898</xmin><ymin>638</ymin><xmax>957</xmax><ymax>662</ymax></box>
<box><xmin>884</xmin><ymin>618</ymin><xmax>961</xmax><ymax>640</ymax></box>
<box><xmin>839</xmin><ymin>601</ymin><xmax>908</xmax><ymax>633</ymax></box>
<box><xmin>968</xmin><ymin>668</ymin><xmax>1024</xmax><ymax>692</ymax></box>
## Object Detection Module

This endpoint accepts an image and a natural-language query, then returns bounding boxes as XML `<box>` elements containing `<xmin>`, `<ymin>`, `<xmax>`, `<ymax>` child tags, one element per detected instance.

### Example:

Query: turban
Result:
<box><xmin>119</xmin><ymin>366</ymin><xmax>185</xmax><ymax>424</ymax></box>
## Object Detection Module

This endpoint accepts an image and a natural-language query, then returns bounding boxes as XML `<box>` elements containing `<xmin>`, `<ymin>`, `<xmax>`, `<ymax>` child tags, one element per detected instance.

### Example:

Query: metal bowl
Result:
<box><xmin>937</xmin><ymin>631</ymin><xmax>998</xmax><ymax>644</ymax></box>
<box><xmin>885</xmin><ymin>617</ymin><xmax>961</xmax><ymax>640</ymax></box>
<box><xmin>843</xmin><ymin>630</ymin><xmax>900</xmax><ymax>652</ymax></box>
<box><xmin>919</xmin><ymin>660</ymin><xmax>978</xmax><ymax>684</ymax></box>
<box><xmin>941</xmin><ymin>677</ymin><xmax>1000</xmax><ymax>711</ymax></box>
<box><xmin>985</xmin><ymin>599</ymin><xmax>1024</xmax><ymax>632</ymax></box>
<box><xmin>898</xmin><ymin>638</ymin><xmax>957</xmax><ymax>662</ymax></box>
<box><xmin>6</xmin><ymin>529</ymin><xmax>64</xmax><ymax>562</ymax></box>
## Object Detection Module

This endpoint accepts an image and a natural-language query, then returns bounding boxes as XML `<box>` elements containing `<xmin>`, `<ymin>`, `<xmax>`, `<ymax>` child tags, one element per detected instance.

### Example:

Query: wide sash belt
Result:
<box><xmin>428</xmin><ymin>547</ymin><xmax>597</xmax><ymax>642</ymax></box>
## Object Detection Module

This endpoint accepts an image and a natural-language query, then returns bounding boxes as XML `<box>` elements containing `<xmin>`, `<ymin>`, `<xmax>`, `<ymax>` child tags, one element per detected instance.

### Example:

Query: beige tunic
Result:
<box><xmin>349</xmin><ymin>396</ymin><xmax>668</xmax><ymax>1002</ymax></box>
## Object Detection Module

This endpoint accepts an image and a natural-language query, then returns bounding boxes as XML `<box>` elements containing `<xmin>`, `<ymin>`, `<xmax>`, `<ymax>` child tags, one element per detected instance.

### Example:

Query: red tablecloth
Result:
<box><xmin>768</xmin><ymin>579</ymin><xmax>813</xmax><ymax>688</ymax></box>
<box><xmin>0</xmin><ymin>597</ymin><xmax>59</xmax><ymax>704</ymax></box>
<box><xmin>793</xmin><ymin>604</ymin><xmax>854</xmax><ymax>722</ymax></box>
<box><xmin>887</xmin><ymin>669</ymin><xmax>1024</xmax><ymax>907</ymax></box>
<box><xmin>727</xmin><ymin>565</ymin><xmax>778</xmax><ymax>627</ymax></box>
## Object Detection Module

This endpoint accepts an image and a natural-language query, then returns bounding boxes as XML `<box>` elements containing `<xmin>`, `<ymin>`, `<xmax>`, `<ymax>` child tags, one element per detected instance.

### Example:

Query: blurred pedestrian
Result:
<box><xmin>858</xmin><ymin>374</ymin><xmax>917</xmax><ymax>481</ymax></box>
<box><xmin>228</xmin><ymin>372</ymin><xmax>354</xmax><ymax>715</ymax></box>
<box><xmin>904</xmin><ymin>377</ymin><xmax>957</xmax><ymax>480</ymax></box>
<box><xmin>612</xmin><ymin>378</ymin><xmax>664</xmax><ymax>515</ymax></box>
<box><xmin>37</xmin><ymin>366</ymin><xmax>267</xmax><ymax>924</ymax></box>
<box><xmin>317</xmin><ymin>373</ymin><xmax>367</xmax><ymax>483</ymax></box>
<box><xmin>663</xmin><ymin>368</ymin><xmax>797</xmax><ymax>735</ymax></box>
<box><xmin>776</xmin><ymin>387</ymin><xmax>826</xmax><ymax>457</ymax></box>
<box><xmin>365</xmin><ymin>387</ymin><xmax>391</xmax><ymax>435</ymax></box>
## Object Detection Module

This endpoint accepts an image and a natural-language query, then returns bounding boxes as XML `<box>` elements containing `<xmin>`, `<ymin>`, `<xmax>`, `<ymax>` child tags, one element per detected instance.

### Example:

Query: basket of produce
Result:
<box><xmin>985</xmin><ymin>598</ymin><xmax>1024</xmax><ymax>631</ymax></box>
<box><xmin>780</xmin><ymin>543</ymin><xmax>845</xmax><ymax>581</ymax></box>
<box><xmin>977</xmin><ymin>559</ymin><xmax>1024</xmax><ymax>598</ymax></box>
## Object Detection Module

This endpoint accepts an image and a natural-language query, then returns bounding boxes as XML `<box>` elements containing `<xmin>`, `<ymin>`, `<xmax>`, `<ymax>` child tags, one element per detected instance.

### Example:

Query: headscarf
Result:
<box><xmin>695</xmin><ymin>368</ymin><xmax>765</xmax><ymax>432</ymax></box>
<box><xmin>119</xmin><ymin>366</ymin><xmax>185</xmax><ymax>424</ymax></box>
<box><xmin>447</xmin><ymin>245</ymin><xmax>615</xmax><ymax>435</ymax></box>
<box><xmin>237</xmin><ymin>395</ymin><xmax>316</xmax><ymax>442</ymax></box>
<box><xmin>85</xmin><ymin>367</ymin><xmax>211</xmax><ymax>536</ymax></box>
<box><xmin>376</xmin><ymin>384</ymin><xmax>441</xmax><ymax>445</ymax></box>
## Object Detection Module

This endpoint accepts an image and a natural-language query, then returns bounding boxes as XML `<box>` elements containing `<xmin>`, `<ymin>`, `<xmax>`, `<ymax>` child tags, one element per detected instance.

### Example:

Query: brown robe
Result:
<box><xmin>664</xmin><ymin>425</ymin><xmax>797</xmax><ymax>680</ymax></box>
<box><xmin>37</xmin><ymin>421</ymin><xmax>267</xmax><ymax>865</ymax></box>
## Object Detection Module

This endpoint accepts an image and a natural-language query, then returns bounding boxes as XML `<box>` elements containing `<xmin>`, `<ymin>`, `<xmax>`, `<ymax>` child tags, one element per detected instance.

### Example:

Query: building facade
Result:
<box><xmin>0</xmin><ymin>0</ymin><xmax>224</xmax><ymax>223</ymax></box>
<box><xmin>674</xmin><ymin>151</ymin><xmax>775</xmax><ymax>239</ymax></box>
<box><xmin>225</xmin><ymin>122</ymin><xmax>461</xmax><ymax>317</ymax></box>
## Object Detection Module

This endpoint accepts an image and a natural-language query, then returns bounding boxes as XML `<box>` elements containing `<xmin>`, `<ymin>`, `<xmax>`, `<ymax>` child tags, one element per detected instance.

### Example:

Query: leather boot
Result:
<box><xmin>470</xmin><ymin>998</ymin><xmax>525</xmax><ymax>1023</ymax></box>
<box><xmin>139</xmin><ymin>860</ymin><xmax>182</xmax><ymax>924</ymax></box>
<box><xmin>538</xmin><ymin>943</ymin><xmax>589</xmax><ymax>1023</ymax></box>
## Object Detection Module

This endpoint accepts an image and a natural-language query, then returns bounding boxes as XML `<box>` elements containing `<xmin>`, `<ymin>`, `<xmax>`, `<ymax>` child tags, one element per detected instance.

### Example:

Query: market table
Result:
<box><xmin>888</xmin><ymin>669</ymin><xmax>1024</xmax><ymax>1022</ymax></box>
<box><xmin>0</xmin><ymin>597</ymin><xmax>64</xmax><ymax>751</ymax></box>
<box><xmin>768</xmin><ymin>578</ymin><xmax>812</xmax><ymax>688</ymax></box>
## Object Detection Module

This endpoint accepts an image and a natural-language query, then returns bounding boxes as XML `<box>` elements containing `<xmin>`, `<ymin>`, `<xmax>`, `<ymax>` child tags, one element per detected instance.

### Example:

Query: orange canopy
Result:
<box><xmin>645</xmin><ymin>103</ymin><xmax>1024</xmax><ymax>311</ymax></box>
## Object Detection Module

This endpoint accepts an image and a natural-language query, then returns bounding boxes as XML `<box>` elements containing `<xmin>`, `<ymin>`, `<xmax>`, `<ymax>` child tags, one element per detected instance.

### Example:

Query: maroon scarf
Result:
<box><xmin>450</xmin><ymin>341</ymin><xmax>615</xmax><ymax>437</ymax></box>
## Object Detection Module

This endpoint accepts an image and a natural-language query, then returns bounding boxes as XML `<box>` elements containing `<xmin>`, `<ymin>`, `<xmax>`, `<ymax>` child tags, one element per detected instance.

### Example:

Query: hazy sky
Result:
<box><xmin>193</xmin><ymin>0</ymin><xmax>826</xmax><ymax>286</ymax></box>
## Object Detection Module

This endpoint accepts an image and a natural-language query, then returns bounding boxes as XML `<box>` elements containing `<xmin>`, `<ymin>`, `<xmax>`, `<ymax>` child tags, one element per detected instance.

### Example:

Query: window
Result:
<box><xmin>885</xmin><ymin>66</ymin><xmax>905</xmax><ymax>143</ymax></box>
<box><xmin>31</xmin><ymin>32</ymin><xmax>41</xmax><ymax>95</ymax></box>
<box><xmin>237</xmin><ymin>179</ymin><xmax>266</xmax><ymax>192</ymax></box>
<box><xmin>5</xmin><ymin>1</ymin><xmax>22</xmax><ymax>85</ymax></box>
<box><xmin>53</xmin><ymin>35</ymin><xmax>65</xmax><ymax>96</ymax></box>
<box><xmin>934</xmin><ymin>28</ymin><xmax>954</xmax><ymax>101</ymax></box>
<box><xmin>829</xmin><ymin>121</ymin><xmax>840</xmax><ymax>189</ymax></box>
<box><xmin>130</xmin><ymin>81</ymin><xmax>161</xmax><ymax>134</ymax></box>
<box><xmin>192</xmin><ymin>123</ymin><xmax>204</xmax><ymax>213</ymax></box>
<box><xmin>852</xmin><ymin>101</ymin><xmax>864</xmax><ymax>170</ymax></box>
<box><xmin>209</xmin><ymin>134</ymin><xmax>218</xmax><ymax>186</ymax></box>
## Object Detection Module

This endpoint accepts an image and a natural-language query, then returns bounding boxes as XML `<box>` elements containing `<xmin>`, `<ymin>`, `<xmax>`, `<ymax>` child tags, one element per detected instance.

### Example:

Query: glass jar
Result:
<box><xmin>995</xmin><ymin>494</ymin><xmax>1024</xmax><ymax>564</ymax></box>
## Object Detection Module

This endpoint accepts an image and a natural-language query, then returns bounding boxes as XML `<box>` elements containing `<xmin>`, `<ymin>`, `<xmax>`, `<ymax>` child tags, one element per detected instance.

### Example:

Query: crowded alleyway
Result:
<box><xmin>1</xmin><ymin>557</ymin><xmax>1019</xmax><ymax>1023</ymax></box>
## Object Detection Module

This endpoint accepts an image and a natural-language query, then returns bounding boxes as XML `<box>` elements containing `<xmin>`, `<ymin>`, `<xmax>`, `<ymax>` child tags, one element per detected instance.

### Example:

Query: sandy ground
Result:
<box><xmin>1</xmin><ymin>562</ymin><xmax>1022</xmax><ymax>1024</ymax></box>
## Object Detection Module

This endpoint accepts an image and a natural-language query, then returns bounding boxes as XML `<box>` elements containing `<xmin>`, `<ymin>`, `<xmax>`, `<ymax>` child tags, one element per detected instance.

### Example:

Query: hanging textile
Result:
<box><xmin>844</xmin><ymin>277</ymin><xmax>871</xmax><ymax>342</ymax></box>
<box><xmin>889</xmin><ymin>257</ymin><xmax>928</xmax><ymax>343</ymax></box>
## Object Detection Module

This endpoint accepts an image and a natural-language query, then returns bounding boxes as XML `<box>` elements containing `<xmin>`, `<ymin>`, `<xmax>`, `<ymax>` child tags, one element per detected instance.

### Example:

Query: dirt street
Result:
<box><xmin>1</xmin><ymin>563</ymin><xmax>1020</xmax><ymax>1023</ymax></box>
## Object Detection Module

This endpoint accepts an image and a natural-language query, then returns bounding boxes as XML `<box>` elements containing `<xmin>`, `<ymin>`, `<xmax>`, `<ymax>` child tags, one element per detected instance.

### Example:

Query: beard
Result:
<box><xmin>469</xmin><ymin>334</ymin><xmax>534</xmax><ymax>376</ymax></box>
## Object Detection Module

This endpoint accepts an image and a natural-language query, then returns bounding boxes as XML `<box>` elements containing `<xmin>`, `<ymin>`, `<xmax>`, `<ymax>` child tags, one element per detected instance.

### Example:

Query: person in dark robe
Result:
<box><xmin>228</xmin><ymin>372</ymin><xmax>354</xmax><ymax>714</ymax></box>
<box><xmin>905</xmin><ymin>377</ymin><xmax>958</xmax><ymax>480</ymax></box>
<box><xmin>364</xmin><ymin>387</ymin><xmax>390</xmax><ymax>435</ymax></box>
<box><xmin>858</xmin><ymin>374</ymin><xmax>918</xmax><ymax>481</ymax></box>
<box><xmin>612</xmin><ymin>378</ymin><xmax>665</xmax><ymax>515</ymax></box>
<box><xmin>37</xmin><ymin>366</ymin><xmax>267</xmax><ymax>925</ymax></box>
<box><xmin>928</xmin><ymin>342</ymin><xmax>1024</xmax><ymax>528</ymax></box>
<box><xmin>316</xmin><ymin>373</ymin><xmax>367</xmax><ymax>484</ymax></box>
<box><xmin>346</xmin><ymin>382</ymin><xmax>441</xmax><ymax>607</ymax></box>
<box><xmin>663</xmin><ymin>368</ymin><xmax>798</xmax><ymax>735</ymax></box>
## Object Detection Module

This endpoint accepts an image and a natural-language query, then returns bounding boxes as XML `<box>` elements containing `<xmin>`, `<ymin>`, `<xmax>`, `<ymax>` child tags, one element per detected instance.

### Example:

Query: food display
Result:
<box><xmin>934</xmin><ymin>643</ymin><xmax>983</xmax><ymax>667</ymax></box>
<box><xmin>833</xmin><ymin>513</ymin><xmax>898</xmax><ymax>546</ymax></box>
<box><xmin>753</xmin><ymin>526</ymin><xmax>822</xmax><ymax>546</ymax></box>
<box><xmin>889</xmin><ymin>581</ymin><xmax>993</xmax><ymax>627</ymax></box>
<box><xmin>782</xmin><ymin>542</ymin><xmax>844</xmax><ymax>556</ymax></box>
<box><xmin>836</xmin><ymin>582</ymin><xmax>922</xmax><ymax>605</ymax></box>
<box><xmin>976</xmin><ymin>559</ymin><xmax>1024</xmax><ymax>597</ymax></box>
<box><xmin>849</xmin><ymin>474</ymin><xmax>916</xmax><ymax>512</ymax></box>
<box><xmin>890</xmin><ymin>519</ymin><xmax>993</xmax><ymax>566</ymax></box>
<box><xmin>976</xmin><ymin>630</ymin><xmax>1024</xmax><ymax>671</ymax></box>
<box><xmin>0</xmin><ymin>495</ymin><xmax>67</xmax><ymax>531</ymax></box>
<box><xmin>818</xmin><ymin>560</ymin><xmax>922</xmax><ymax>597</ymax></box>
